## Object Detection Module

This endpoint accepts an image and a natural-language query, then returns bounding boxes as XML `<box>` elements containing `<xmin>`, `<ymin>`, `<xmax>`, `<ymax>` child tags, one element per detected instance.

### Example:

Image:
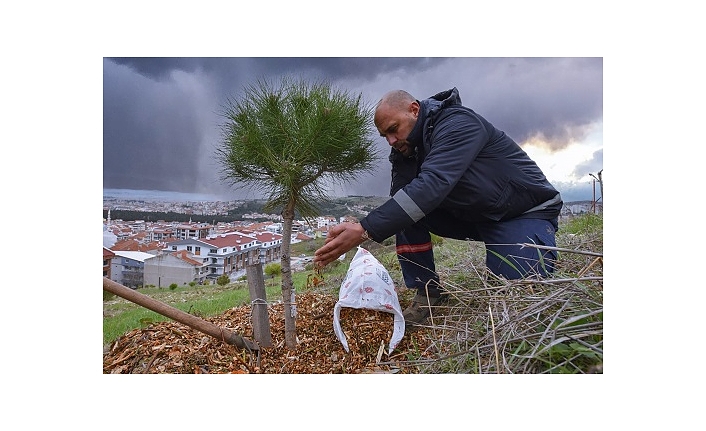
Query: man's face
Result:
<box><xmin>374</xmin><ymin>100</ymin><xmax>419</xmax><ymax>157</ymax></box>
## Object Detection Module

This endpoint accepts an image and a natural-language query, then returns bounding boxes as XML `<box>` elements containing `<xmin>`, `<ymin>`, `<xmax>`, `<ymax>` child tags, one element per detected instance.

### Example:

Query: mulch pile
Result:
<box><xmin>103</xmin><ymin>291</ymin><xmax>433</xmax><ymax>374</ymax></box>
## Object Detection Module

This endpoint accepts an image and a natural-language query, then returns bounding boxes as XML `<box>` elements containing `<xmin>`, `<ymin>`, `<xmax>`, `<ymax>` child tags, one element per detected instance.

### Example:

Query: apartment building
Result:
<box><xmin>174</xmin><ymin>222</ymin><xmax>213</xmax><ymax>240</ymax></box>
<box><xmin>110</xmin><ymin>250</ymin><xmax>155</xmax><ymax>289</ymax></box>
<box><xmin>164</xmin><ymin>231</ymin><xmax>282</xmax><ymax>282</ymax></box>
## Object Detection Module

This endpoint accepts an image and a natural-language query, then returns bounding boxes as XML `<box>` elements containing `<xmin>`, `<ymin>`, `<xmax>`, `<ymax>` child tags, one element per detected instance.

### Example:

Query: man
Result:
<box><xmin>314</xmin><ymin>88</ymin><xmax>562</xmax><ymax>325</ymax></box>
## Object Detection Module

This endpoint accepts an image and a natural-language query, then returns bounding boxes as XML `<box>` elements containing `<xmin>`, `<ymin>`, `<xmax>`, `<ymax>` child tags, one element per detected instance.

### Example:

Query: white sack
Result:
<box><xmin>333</xmin><ymin>247</ymin><xmax>405</xmax><ymax>353</ymax></box>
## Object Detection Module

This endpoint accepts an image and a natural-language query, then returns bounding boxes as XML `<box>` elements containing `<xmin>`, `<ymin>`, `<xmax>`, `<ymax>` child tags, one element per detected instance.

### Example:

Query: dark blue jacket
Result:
<box><xmin>360</xmin><ymin>88</ymin><xmax>562</xmax><ymax>242</ymax></box>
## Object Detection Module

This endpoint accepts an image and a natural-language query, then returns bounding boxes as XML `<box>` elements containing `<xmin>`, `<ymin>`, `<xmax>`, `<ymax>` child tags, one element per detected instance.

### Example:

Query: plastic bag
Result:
<box><xmin>333</xmin><ymin>247</ymin><xmax>405</xmax><ymax>353</ymax></box>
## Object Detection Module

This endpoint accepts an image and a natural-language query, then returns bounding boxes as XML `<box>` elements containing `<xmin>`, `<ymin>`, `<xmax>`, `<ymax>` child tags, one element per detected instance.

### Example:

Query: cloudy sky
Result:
<box><xmin>103</xmin><ymin>57</ymin><xmax>603</xmax><ymax>202</ymax></box>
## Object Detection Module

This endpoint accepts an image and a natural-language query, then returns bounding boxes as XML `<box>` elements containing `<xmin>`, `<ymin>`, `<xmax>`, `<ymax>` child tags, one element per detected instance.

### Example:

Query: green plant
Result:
<box><xmin>169</xmin><ymin>283</ymin><xmax>178</xmax><ymax>290</ymax></box>
<box><xmin>216</xmin><ymin>77</ymin><xmax>379</xmax><ymax>349</ymax></box>
<box><xmin>486</xmin><ymin>249</ymin><xmax>523</xmax><ymax>277</ymax></box>
<box><xmin>216</xmin><ymin>274</ymin><xmax>230</xmax><ymax>286</ymax></box>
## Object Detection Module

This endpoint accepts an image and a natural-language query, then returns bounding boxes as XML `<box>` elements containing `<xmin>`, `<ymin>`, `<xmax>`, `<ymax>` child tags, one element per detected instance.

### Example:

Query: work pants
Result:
<box><xmin>396</xmin><ymin>209</ymin><xmax>558</xmax><ymax>296</ymax></box>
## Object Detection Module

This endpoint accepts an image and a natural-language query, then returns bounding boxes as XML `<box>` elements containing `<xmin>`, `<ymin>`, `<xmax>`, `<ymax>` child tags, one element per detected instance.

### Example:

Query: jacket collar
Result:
<box><xmin>406</xmin><ymin>101</ymin><xmax>426</xmax><ymax>146</ymax></box>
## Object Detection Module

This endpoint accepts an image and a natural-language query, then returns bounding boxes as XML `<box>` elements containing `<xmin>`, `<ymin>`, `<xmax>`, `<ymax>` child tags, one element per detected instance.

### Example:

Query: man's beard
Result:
<box><xmin>395</xmin><ymin>141</ymin><xmax>416</xmax><ymax>157</ymax></box>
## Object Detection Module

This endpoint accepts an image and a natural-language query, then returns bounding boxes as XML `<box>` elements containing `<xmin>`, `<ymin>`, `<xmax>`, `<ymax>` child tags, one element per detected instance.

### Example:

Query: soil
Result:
<box><xmin>103</xmin><ymin>291</ymin><xmax>433</xmax><ymax>374</ymax></box>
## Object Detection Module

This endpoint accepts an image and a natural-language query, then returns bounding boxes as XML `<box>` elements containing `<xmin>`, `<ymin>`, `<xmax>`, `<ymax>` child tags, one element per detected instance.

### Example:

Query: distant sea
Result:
<box><xmin>103</xmin><ymin>188</ymin><xmax>229</xmax><ymax>202</ymax></box>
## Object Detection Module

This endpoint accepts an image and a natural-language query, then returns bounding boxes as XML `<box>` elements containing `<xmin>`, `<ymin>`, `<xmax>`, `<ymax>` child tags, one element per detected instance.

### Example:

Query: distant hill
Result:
<box><xmin>104</xmin><ymin>195</ymin><xmax>598</xmax><ymax>223</ymax></box>
<box><xmin>103</xmin><ymin>196</ymin><xmax>390</xmax><ymax>223</ymax></box>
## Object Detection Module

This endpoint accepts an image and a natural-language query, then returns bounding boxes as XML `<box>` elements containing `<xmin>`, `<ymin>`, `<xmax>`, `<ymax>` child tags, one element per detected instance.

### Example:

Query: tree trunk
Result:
<box><xmin>281</xmin><ymin>201</ymin><xmax>297</xmax><ymax>349</ymax></box>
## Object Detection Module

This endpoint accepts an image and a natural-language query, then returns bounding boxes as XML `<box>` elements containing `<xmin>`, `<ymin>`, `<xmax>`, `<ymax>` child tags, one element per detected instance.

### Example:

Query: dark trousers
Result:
<box><xmin>396</xmin><ymin>209</ymin><xmax>559</xmax><ymax>296</ymax></box>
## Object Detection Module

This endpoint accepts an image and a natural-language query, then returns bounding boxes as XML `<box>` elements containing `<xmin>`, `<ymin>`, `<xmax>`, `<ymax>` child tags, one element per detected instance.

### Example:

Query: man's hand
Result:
<box><xmin>314</xmin><ymin>222</ymin><xmax>367</xmax><ymax>268</ymax></box>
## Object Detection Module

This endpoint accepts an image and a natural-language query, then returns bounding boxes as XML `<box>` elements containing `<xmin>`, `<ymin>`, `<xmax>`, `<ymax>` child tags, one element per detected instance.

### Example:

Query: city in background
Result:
<box><xmin>103</xmin><ymin>190</ymin><xmax>602</xmax><ymax>290</ymax></box>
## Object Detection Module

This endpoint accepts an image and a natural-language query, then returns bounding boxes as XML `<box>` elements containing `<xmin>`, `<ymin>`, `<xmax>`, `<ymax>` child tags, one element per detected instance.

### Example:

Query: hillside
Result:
<box><xmin>103</xmin><ymin>213</ymin><xmax>603</xmax><ymax>374</ymax></box>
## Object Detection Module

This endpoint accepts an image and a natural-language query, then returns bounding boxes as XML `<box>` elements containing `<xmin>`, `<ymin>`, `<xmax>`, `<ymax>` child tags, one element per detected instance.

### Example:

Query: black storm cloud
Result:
<box><xmin>103</xmin><ymin>57</ymin><xmax>603</xmax><ymax>201</ymax></box>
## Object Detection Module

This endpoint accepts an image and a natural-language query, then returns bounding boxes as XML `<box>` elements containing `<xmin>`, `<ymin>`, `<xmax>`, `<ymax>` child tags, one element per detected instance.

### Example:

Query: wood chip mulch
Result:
<box><xmin>103</xmin><ymin>291</ymin><xmax>433</xmax><ymax>374</ymax></box>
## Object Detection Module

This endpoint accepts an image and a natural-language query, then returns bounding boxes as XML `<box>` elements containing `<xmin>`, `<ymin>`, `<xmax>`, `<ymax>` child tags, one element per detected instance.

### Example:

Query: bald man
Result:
<box><xmin>315</xmin><ymin>88</ymin><xmax>562</xmax><ymax>326</ymax></box>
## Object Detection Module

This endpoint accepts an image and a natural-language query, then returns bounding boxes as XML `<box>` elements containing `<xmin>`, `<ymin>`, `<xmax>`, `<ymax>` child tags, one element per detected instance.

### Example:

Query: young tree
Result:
<box><xmin>215</xmin><ymin>77</ymin><xmax>379</xmax><ymax>349</ymax></box>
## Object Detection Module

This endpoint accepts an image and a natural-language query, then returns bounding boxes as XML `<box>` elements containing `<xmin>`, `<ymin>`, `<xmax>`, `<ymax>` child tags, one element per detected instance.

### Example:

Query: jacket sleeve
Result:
<box><xmin>361</xmin><ymin>108</ymin><xmax>489</xmax><ymax>241</ymax></box>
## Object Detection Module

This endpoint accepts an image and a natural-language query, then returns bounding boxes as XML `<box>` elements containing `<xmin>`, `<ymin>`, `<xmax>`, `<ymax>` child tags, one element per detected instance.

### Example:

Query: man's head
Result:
<box><xmin>374</xmin><ymin>90</ymin><xmax>419</xmax><ymax>157</ymax></box>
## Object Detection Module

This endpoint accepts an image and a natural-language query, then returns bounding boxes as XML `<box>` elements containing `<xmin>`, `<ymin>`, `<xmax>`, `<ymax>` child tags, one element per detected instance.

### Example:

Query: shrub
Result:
<box><xmin>216</xmin><ymin>274</ymin><xmax>230</xmax><ymax>286</ymax></box>
<box><xmin>169</xmin><ymin>283</ymin><xmax>178</xmax><ymax>290</ymax></box>
<box><xmin>265</xmin><ymin>263</ymin><xmax>282</xmax><ymax>278</ymax></box>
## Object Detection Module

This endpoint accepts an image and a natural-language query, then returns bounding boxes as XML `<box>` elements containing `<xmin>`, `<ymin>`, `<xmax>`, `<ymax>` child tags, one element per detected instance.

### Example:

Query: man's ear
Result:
<box><xmin>410</xmin><ymin>100</ymin><xmax>420</xmax><ymax>117</ymax></box>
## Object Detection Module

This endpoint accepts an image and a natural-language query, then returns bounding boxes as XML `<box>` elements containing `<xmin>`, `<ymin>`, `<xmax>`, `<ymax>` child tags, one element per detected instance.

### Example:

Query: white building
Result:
<box><xmin>110</xmin><ymin>250</ymin><xmax>155</xmax><ymax>289</ymax></box>
<box><xmin>143</xmin><ymin>250</ymin><xmax>209</xmax><ymax>288</ymax></box>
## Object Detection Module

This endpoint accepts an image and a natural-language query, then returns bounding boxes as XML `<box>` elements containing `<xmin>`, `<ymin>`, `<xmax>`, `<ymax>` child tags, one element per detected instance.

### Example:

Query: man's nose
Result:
<box><xmin>386</xmin><ymin>135</ymin><xmax>397</xmax><ymax>146</ymax></box>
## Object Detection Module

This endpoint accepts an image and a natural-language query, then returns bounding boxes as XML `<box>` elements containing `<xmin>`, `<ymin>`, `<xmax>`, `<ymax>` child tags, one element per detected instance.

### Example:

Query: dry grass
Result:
<box><xmin>386</xmin><ymin>214</ymin><xmax>603</xmax><ymax>374</ymax></box>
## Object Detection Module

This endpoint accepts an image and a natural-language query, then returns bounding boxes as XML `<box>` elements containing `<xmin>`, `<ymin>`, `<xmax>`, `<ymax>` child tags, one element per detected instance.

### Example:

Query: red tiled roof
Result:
<box><xmin>171</xmin><ymin>250</ymin><xmax>203</xmax><ymax>266</ymax></box>
<box><xmin>253</xmin><ymin>231</ymin><xmax>282</xmax><ymax>242</ymax></box>
<box><xmin>112</xmin><ymin>239</ymin><xmax>162</xmax><ymax>252</ymax></box>
<box><xmin>111</xmin><ymin>239</ymin><xmax>140</xmax><ymax>251</ymax></box>
<box><xmin>200</xmin><ymin>233</ymin><xmax>257</xmax><ymax>250</ymax></box>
